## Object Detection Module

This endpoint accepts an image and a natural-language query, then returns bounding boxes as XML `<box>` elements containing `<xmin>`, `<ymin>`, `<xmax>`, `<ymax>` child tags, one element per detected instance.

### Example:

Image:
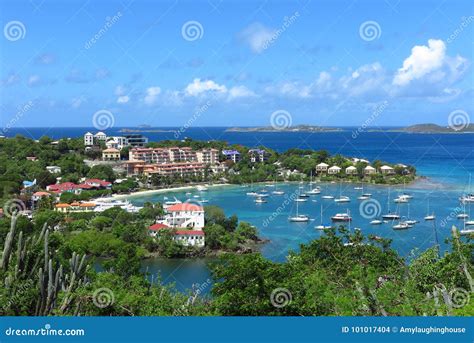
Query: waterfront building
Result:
<box><xmin>248</xmin><ymin>149</ymin><xmax>270</xmax><ymax>163</ymax></box>
<box><xmin>328</xmin><ymin>166</ymin><xmax>341</xmax><ymax>174</ymax></box>
<box><xmin>123</xmin><ymin>134</ymin><xmax>148</xmax><ymax>147</ymax></box>
<box><xmin>196</xmin><ymin>148</ymin><xmax>219</xmax><ymax>164</ymax></box>
<box><xmin>316</xmin><ymin>162</ymin><xmax>329</xmax><ymax>173</ymax></box>
<box><xmin>364</xmin><ymin>165</ymin><xmax>377</xmax><ymax>175</ymax></box>
<box><xmin>345</xmin><ymin>166</ymin><xmax>358</xmax><ymax>175</ymax></box>
<box><xmin>380</xmin><ymin>165</ymin><xmax>395</xmax><ymax>175</ymax></box>
<box><xmin>222</xmin><ymin>149</ymin><xmax>241</xmax><ymax>163</ymax></box>
<box><xmin>102</xmin><ymin>148</ymin><xmax>121</xmax><ymax>161</ymax></box>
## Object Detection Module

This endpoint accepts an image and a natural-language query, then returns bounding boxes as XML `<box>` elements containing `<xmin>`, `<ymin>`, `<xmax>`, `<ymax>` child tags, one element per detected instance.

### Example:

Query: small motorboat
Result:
<box><xmin>196</xmin><ymin>185</ymin><xmax>208</xmax><ymax>192</ymax></box>
<box><xmin>295</xmin><ymin>197</ymin><xmax>308</xmax><ymax>202</ymax></box>
<box><xmin>307</xmin><ymin>187</ymin><xmax>321</xmax><ymax>195</ymax></box>
<box><xmin>382</xmin><ymin>213</ymin><xmax>400</xmax><ymax>220</ymax></box>
<box><xmin>393</xmin><ymin>221</ymin><xmax>411</xmax><ymax>230</ymax></box>
<box><xmin>315</xmin><ymin>224</ymin><xmax>332</xmax><ymax>230</ymax></box>
<box><xmin>321</xmin><ymin>195</ymin><xmax>334</xmax><ymax>199</ymax></box>
<box><xmin>246</xmin><ymin>192</ymin><xmax>259</xmax><ymax>196</ymax></box>
<box><xmin>357</xmin><ymin>195</ymin><xmax>370</xmax><ymax>200</ymax></box>
<box><xmin>465</xmin><ymin>220</ymin><xmax>474</xmax><ymax>226</ymax></box>
<box><xmin>272</xmin><ymin>190</ymin><xmax>285</xmax><ymax>195</ymax></box>
<box><xmin>457</xmin><ymin>213</ymin><xmax>469</xmax><ymax>219</ymax></box>
<box><xmin>370</xmin><ymin>219</ymin><xmax>383</xmax><ymax>225</ymax></box>
<box><xmin>460</xmin><ymin>229</ymin><xmax>474</xmax><ymax>235</ymax></box>
<box><xmin>255</xmin><ymin>197</ymin><xmax>267</xmax><ymax>204</ymax></box>
<box><xmin>334</xmin><ymin>196</ymin><xmax>350</xmax><ymax>203</ymax></box>
<box><xmin>424</xmin><ymin>214</ymin><xmax>436</xmax><ymax>221</ymax></box>
<box><xmin>331</xmin><ymin>212</ymin><xmax>352</xmax><ymax>222</ymax></box>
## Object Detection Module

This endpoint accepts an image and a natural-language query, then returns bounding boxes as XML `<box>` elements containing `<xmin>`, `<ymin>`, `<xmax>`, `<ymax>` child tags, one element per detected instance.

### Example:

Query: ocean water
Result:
<box><xmin>7</xmin><ymin>127</ymin><xmax>474</xmax><ymax>292</ymax></box>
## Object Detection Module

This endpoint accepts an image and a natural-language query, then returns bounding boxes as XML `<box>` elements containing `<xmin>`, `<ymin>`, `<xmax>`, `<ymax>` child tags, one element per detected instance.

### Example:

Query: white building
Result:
<box><xmin>163</xmin><ymin>203</ymin><xmax>205</xmax><ymax>229</ymax></box>
<box><xmin>316</xmin><ymin>162</ymin><xmax>329</xmax><ymax>173</ymax></box>
<box><xmin>95</xmin><ymin>132</ymin><xmax>107</xmax><ymax>142</ymax></box>
<box><xmin>380</xmin><ymin>165</ymin><xmax>395</xmax><ymax>175</ymax></box>
<box><xmin>84</xmin><ymin>132</ymin><xmax>94</xmax><ymax>146</ymax></box>
<box><xmin>106</xmin><ymin>136</ymin><xmax>128</xmax><ymax>150</ymax></box>
<box><xmin>328</xmin><ymin>166</ymin><xmax>341</xmax><ymax>174</ymax></box>
<box><xmin>364</xmin><ymin>165</ymin><xmax>377</xmax><ymax>175</ymax></box>
<box><xmin>148</xmin><ymin>223</ymin><xmax>205</xmax><ymax>247</ymax></box>
<box><xmin>345</xmin><ymin>166</ymin><xmax>357</xmax><ymax>175</ymax></box>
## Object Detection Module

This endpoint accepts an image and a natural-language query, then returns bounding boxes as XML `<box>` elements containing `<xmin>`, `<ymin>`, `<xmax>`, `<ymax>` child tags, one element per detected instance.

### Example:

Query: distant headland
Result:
<box><xmin>225</xmin><ymin>125</ymin><xmax>343</xmax><ymax>133</ymax></box>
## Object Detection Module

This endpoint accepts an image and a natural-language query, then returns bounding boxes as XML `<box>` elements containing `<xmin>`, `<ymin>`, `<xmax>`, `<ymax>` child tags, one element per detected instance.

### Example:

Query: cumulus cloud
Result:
<box><xmin>393</xmin><ymin>39</ymin><xmax>446</xmax><ymax>86</ymax></box>
<box><xmin>228</xmin><ymin>85</ymin><xmax>256</xmax><ymax>99</ymax></box>
<box><xmin>185</xmin><ymin>78</ymin><xmax>227</xmax><ymax>96</ymax></box>
<box><xmin>35</xmin><ymin>53</ymin><xmax>56</xmax><ymax>65</ymax></box>
<box><xmin>144</xmin><ymin>86</ymin><xmax>161</xmax><ymax>105</ymax></box>
<box><xmin>117</xmin><ymin>95</ymin><xmax>130</xmax><ymax>104</ymax></box>
<box><xmin>238</xmin><ymin>23</ymin><xmax>276</xmax><ymax>54</ymax></box>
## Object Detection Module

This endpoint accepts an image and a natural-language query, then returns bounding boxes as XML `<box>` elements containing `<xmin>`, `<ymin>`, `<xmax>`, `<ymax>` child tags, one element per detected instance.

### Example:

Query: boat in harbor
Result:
<box><xmin>394</xmin><ymin>195</ymin><xmax>409</xmax><ymax>203</ymax></box>
<box><xmin>321</xmin><ymin>195</ymin><xmax>334</xmax><ymax>199</ymax></box>
<box><xmin>246</xmin><ymin>191</ymin><xmax>259</xmax><ymax>196</ymax></box>
<box><xmin>370</xmin><ymin>219</ymin><xmax>383</xmax><ymax>225</ymax></box>
<box><xmin>460</xmin><ymin>229</ymin><xmax>474</xmax><ymax>235</ymax></box>
<box><xmin>93</xmin><ymin>200</ymin><xmax>142</xmax><ymax>213</ymax></box>
<box><xmin>404</xmin><ymin>203</ymin><xmax>419</xmax><ymax>225</ymax></box>
<box><xmin>331</xmin><ymin>210</ymin><xmax>352</xmax><ymax>222</ymax></box>
<box><xmin>196</xmin><ymin>185</ymin><xmax>208</xmax><ymax>192</ymax></box>
<box><xmin>315</xmin><ymin>203</ymin><xmax>332</xmax><ymax>230</ymax></box>
<box><xmin>334</xmin><ymin>181</ymin><xmax>350</xmax><ymax>203</ymax></box>
<box><xmin>307</xmin><ymin>172</ymin><xmax>321</xmax><ymax>194</ymax></box>
<box><xmin>295</xmin><ymin>197</ymin><xmax>308</xmax><ymax>202</ymax></box>
<box><xmin>460</xmin><ymin>174</ymin><xmax>474</xmax><ymax>203</ymax></box>
<box><xmin>272</xmin><ymin>190</ymin><xmax>285</xmax><ymax>195</ymax></box>
<box><xmin>255</xmin><ymin>196</ymin><xmax>267</xmax><ymax>204</ymax></box>
<box><xmin>289</xmin><ymin>201</ymin><xmax>310</xmax><ymax>222</ymax></box>
<box><xmin>382</xmin><ymin>188</ymin><xmax>400</xmax><ymax>220</ymax></box>
<box><xmin>424</xmin><ymin>198</ymin><xmax>435</xmax><ymax>221</ymax></box>
<box><xmin>393</xmin><ymin>221</ymin><xmax>411</xmax><ymax>230</ymax></box>
<box><xmin>164</xmin><ymin>197</ymin><xmax>182</xmax><ymax>206</ymax></box>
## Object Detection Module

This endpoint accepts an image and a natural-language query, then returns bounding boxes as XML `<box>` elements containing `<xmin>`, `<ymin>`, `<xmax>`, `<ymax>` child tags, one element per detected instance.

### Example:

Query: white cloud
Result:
<box><xmin>117</xmin><ymin>95</ymin><xmax>130</xmax><ymax>104</ymax></box>
<box><xmin>27</xmin><ymin>75</ymin><xmax>41</xmax><ymax>87</ymax></box>
<box><xmin>144</xmin><ymin>86</ymin><xmax>161</xmax><ymax>105</ymax></box>
<box><xmin>228</xmin><ymin>86</ymin><xmax>256</xmax><ymax>99</ymax></box>
<box><xmin>185</xmin><ymin>78</ymin><xmax>227</xmax><ymax>96</ymax></box>
<box><xmin>239</xmin><ymin>23</ymin><xmax>276</xmax><ymax>54</ymax></box>
<box><xmin>115</xmin><ymin>85</ymin><xmax>126</xmax><ymax>96</ymax></box>
<box><xmin>393</xmin><ymin>39</ymin><xmax>446</xmax><ymax>86</ymax></box>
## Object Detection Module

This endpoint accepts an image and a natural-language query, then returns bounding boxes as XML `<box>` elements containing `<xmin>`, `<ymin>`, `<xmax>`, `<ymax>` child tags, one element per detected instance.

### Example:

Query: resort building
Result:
<box><xmin>46</xmin><ymin>166</ymin><xmax>61</xmax><ymax>174</ymax></box>
<box><xmin>222</xmin><ymin>149</ymin><xmax>241</xmax><ymax>163</ymax></box>
<box><xmin>54</xmin><ymin>202</ymin><xmax>97</xmax><ymax>213</ymax></box>
<box><xmin>95</xmin><ymin>132</ymin><xmax>107</xmax><ymax>142</ymax></box>
<box><xmin>102</xmin><ymin>148</ymin><xmax>121</xmax><ymax>161</ymax></box>
<box><xmin>248</xmin><ymin>149</ymin><xmax>270</xmax><ymax>163</ymax></box>
<box><xmin>148</xmin><ymin>223</ymin><xmax>205</xmax><ymax>247</ymax></box>
<box><xmin>380</xmin><ymin>165</ymin><xmax>395</xmax><ymax>175</ymax></box>
<box><xmin>46</xmin><ymin>182</ymin><xmax>81</xmax><ymax>195</ymax></box>
<box><xmin>83</xmin><ymin>179</ymin><xmax>112</xmax><ymax>189</ymax></box>
<box><xmin>32</xmin><ymin>191</ymin><xmax>51</xmax><ymax>202</ymax></box>
<box><xmin>196</xmin><ymin>148</ymin><xmax>219</xmax><ymax>165</ymax></box>
<box><xmin>84</xmin><ymin>132</ymin><xmax>94</xmax><ymax>146</ymax></box>
<box><xmin>345</xmin><ymin>166</ymin><xmax>358</xmax><ymax>175</ymax></box>
<box><xmin>125</xmin><ymin>161</ymin><xmax>206</xmax><ymax>178</ymax></box>
<box><xmin>106</xmin><ymin>136</ymin><xmax>128</xmax><ymax>150</ymax></box>
<box><xmin>123</xmin><ymin>134</ymin><xmax>148</xmax><ymax>147</ymax></box>
<box><xmin>163</xmin><ymin>203</ymin><xmax>205</xmax><ymax>229</ymax></box>
<box><xmin>364</xmin><ymin>165</ymin><xmax>377</xmax><ymax>175</ymax></box>
<box><xmin>316</xmin><ymin>162</ymin><xmax>329</xmax><ymax>173</ymax></box>
<box><xmin>328</xmin><ymin>166</ymin><xmax>341</xmax><ymax>174</ymax></box>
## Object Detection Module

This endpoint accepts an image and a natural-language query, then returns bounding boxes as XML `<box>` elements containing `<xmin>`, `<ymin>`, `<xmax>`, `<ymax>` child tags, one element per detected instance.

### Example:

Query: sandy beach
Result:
<box><xmin>98</xmin><ymin>183</ymin><xmax>232</xmax><ymax>201</ymax></box>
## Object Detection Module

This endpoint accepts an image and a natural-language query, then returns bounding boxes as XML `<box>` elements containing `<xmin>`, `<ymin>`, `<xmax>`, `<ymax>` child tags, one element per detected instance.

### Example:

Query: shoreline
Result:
<box><xmin>99</xmin><ymin>183</ymin><xmax>233</xmax><ymax>201</ymax></box>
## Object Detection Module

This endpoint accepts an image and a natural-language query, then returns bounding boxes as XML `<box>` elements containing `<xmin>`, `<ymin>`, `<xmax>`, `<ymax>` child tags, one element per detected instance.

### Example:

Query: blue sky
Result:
<box><xmin>0</xmin><ymin>0</ymin><xmax>473</xmax><ymax>128</ymax></box>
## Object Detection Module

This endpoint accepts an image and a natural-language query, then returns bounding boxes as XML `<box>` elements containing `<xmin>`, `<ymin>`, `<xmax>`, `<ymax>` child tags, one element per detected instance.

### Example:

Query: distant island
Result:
<box><xmin>388</xmin><ymin>123</ymin><xmax>474</xmax><ymax>134</ymax></box>
<box><xmin>119</xmin><ymin>128</ymin><xmax>174</xmax><ymax>133</ymax></box>
<box><xmin>226</xmin><ymin>125</ymin><xmax>343</xmax><ymax>133</ymax></box>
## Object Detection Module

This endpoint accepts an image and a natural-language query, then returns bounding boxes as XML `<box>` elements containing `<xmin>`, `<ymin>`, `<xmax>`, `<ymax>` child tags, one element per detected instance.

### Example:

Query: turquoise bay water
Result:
<box><xmin>133</xmin><ymin>181</ymin><xmax>470</xmax><ymax>292</ymax></box>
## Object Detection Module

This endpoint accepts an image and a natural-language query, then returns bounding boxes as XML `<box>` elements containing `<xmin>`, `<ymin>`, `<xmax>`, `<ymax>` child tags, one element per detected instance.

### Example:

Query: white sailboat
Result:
<box><xmin>289</xmin><ymin>201</ymin><xmax>310</xmax><ymax>222</ymax></box>
<box><xmin>315</xmin><ymin>203</ymin><xmax>332</xmax><ymax>230</ymax></box>
<box><xmin>334</xmin><ymin>181</ymin><xmax>350</xmax><ymax>203</ymax></box>
<box><xmin>424</xmin><ymin>198</ymin><xmax>435</xmax><ymax>221</ymax></box>
<box><xmin>460</xmin><ymin>174</ymin><xmax>474</xmax><ymax>203</ymax></box>
<box><xmin>321</xmin><ymin>195</ymin><xmax>335</xmax><ymax>199</ymax></box>
<box><xmin>255</xmin><ymin>196</ymin><xmax>267</xmax><ymax>204</ymax></box>
<box><xmin>404</xmin><ymin>203</ymin><xmax>419</xmax><ymax>225</ymax></box>
<box><xmin>382</xmin><ymin>188</ymin><xmax>400</xmax><ymax>220</ymax></box>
